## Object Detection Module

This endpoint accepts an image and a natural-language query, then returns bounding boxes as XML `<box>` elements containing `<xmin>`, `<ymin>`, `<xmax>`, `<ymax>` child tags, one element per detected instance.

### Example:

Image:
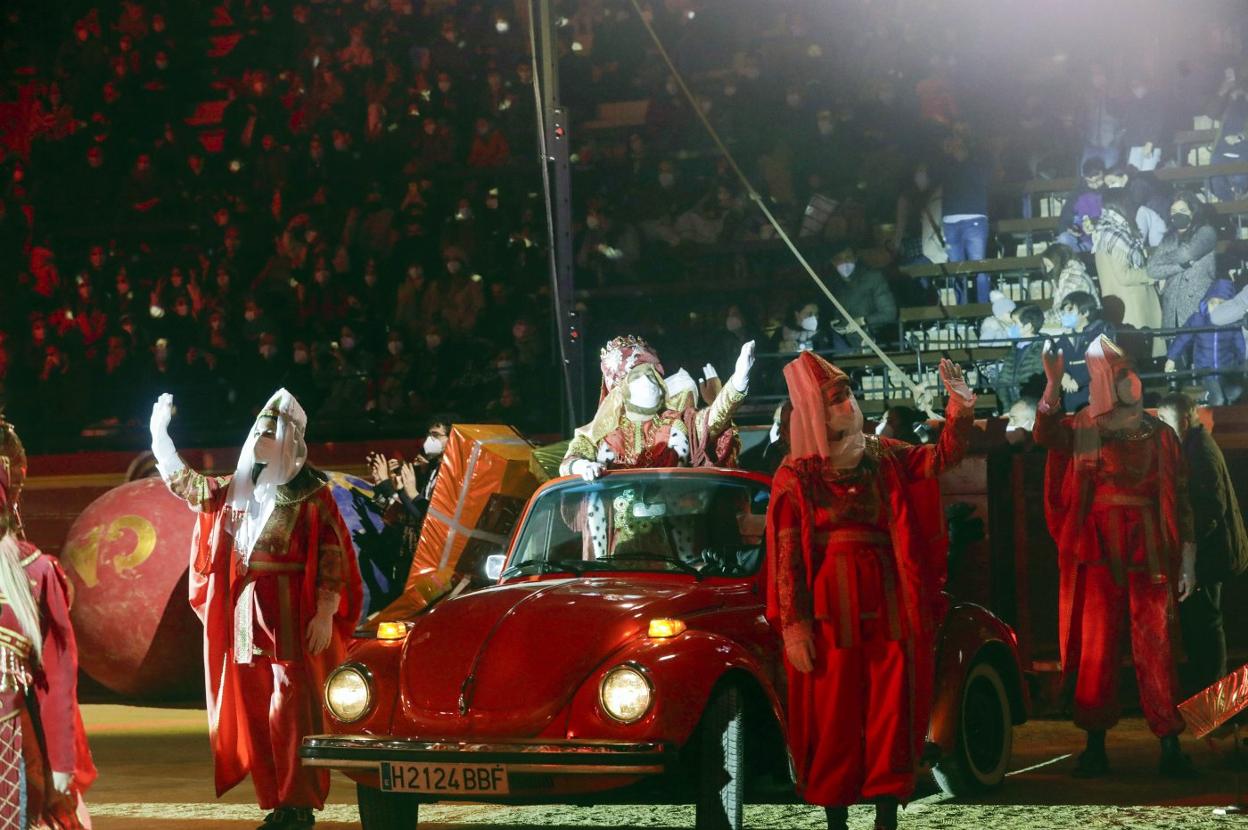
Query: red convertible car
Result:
<box><xmin>300</xmin><ymin>467</ymin><xmax>1028</xmax><ymax>830</ymax></box>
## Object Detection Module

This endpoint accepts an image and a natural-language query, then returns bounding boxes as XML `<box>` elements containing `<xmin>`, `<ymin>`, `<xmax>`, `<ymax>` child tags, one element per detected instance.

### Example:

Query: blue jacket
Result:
<box><xmin>1167</xmin><ymin>306</ymin><xmax>1246</xmax><ymax>370</ymax></box>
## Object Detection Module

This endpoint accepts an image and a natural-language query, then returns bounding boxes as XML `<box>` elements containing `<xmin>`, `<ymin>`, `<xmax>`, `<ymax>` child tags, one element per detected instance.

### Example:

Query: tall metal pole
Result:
<box><xmin>534</xmin><ymin>0</ymin><xmax>585</xmax><ymax>428</ymax></box>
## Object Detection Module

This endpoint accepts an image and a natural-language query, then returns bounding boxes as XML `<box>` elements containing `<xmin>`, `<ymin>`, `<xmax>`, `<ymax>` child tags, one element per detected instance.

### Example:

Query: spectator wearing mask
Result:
<box><xmin>937</xmin><ymin>131</ymin><xmax>993</xmax><ymax>303</ymax></box>
<box><xmin>466</xmin><ymin>118</ymin><xmax>511</xmax><ymax>168</ymax></box>
<box><xmin>995</xmin><ymin>305</ymin><xmax>1046</xmax><ymax>410</ymax></box>
<box><xmin>1103</xmin><ymin>165</ymin><xmax>1170</xmax><ymax>245</ymax></box>
<box><xmin>1055</xmin><ymin>158</ymin><xmax>1105</xmax><ymax>253</ymax></box>
<box><xmin>1148</xmin><ymin>192</ymin><xmax>1217</xmax><ymax>330</ymax></box>
<box><xmin>774</xmin><ymin>300</ymin><xmax>828</xmax><ymax>354</ymax></box>
<box><xmin>712</xmin><ymin>304</ymin><xmax>758</xmax><ymax>377</ymax></box>
<box><xmin>1164</xmin><ymin>279</ymin><xmax>1245</xmax><ymax>406</ymax></box>
<box><xmin>1156</xmin><ymin>392</ymin><xmax>1248</xmax><ymax>696</ymax></box>
<box><xmin>1092</xmin><ymin>192</ymin><xmax>1160</xmax><ymax>332</ymax></box>
<box><xmin>825</xmin><ymin>243</ymin><xmax>897</xmax><ymax>353</ymax></box>
<box><xmin>1040</xmin><ymin>243</ymin><xmax>1099</xmax><ymax>331</ymax></box>
<box><xmin>576</xmin><ymin>206</ymin><xmax>641</xmax><ymax>285</ymax></box>
<box><xmin>980</xmin><ymin>291</ymin><xmax>1016</xmax><ymax>344</ymax></box>
<box><xmin>1055</xmin><ymin>291</ymin><xmax>1111</xmax><ymax>411</ymax></box>
<box><xmin>416</xmin><ymin>417</ymin><xmax>451</xmax><ymax>500</ymax></box>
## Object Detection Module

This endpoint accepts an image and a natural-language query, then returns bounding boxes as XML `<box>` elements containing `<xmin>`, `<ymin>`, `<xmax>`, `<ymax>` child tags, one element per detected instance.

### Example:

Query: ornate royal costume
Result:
<box><xmin>152</xmin><ymin>390</ymin><xmax>363</xmax><ymax>822</ymax></box>
<box><xmin>765</xmin><ymin>353</ymin><xmax>973</xmax><ymax>812</ymax></box>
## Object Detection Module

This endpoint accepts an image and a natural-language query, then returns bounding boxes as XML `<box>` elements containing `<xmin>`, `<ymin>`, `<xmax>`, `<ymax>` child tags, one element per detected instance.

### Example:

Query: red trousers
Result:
<box><xmin>237</xmin><ymin>657</ymin><xmax>329</xmax><ymax>810</ymax></box>
<box><xmin>1070</xmin><ymin>508</ymin><xmax>1185</xmax><ymax>737</ymax></box>
<box><xmin>787</xmin><ymin>545</ymin><xmax>915</xmax><ymax>807</ymax></box>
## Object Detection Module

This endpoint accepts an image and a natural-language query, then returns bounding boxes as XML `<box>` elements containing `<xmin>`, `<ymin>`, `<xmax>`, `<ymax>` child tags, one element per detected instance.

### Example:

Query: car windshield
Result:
<box><xmin>504</xmin><ymin>473</ymin><xmax>769</xmax><ymax>579</ymax></box>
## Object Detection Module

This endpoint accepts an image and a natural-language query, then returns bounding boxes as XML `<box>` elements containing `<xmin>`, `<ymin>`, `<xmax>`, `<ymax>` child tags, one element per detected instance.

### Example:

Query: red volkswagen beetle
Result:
<box><xmin>301</xmin><ymin>467</ymin><xmax>1027</xmax><ymax>830</ymax></box>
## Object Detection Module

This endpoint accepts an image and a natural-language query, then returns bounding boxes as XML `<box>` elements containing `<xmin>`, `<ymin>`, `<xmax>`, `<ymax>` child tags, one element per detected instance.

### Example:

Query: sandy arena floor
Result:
<box><xmin>81</xmin><ymin>704</ymin><xmax>1248</xmax><ymax>829</ymax></box>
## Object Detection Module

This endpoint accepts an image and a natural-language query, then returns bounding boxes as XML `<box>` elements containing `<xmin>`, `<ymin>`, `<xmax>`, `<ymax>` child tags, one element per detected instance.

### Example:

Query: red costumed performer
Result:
<box><xmin>0</xmin><ymin>420</ymin><xmax>96</xmax><ymax>829</ymax></box>
<box><xmin>149</xmin><ymin>390</ymin><xmax>363</xmax><ymax>830</ymax></box>
<box><xmin>766</xmin><ymin>353</ymin><xmax>975</xmax><ymax>830</ymax></box>
<box><xmin>1035</xmin><ymin>336</ymin><xmax>1197</xmax><ymax>778</ymax></box>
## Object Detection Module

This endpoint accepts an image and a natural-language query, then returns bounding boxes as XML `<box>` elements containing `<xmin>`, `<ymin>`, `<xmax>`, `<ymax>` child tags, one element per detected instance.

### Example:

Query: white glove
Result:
<box><xmin>669</xmin><ymin>423</ymin><xmax>690</xmax><ymax>461</ymax></box>
<box><xmin>52</xmin><ymin>770</ymin><xmax>72</xmax><ymax>795</ymax></box>
<box><xmin>149</xmin><ymin>393</ymin><xmax>183</xmax><ymax>478</ymax></box>
<box><xmin>569</xmin><ymin>459</ymin><xmax>605</xmax><ymax>482</ymax></box>
<box><xmin>730</xmin><ymin>340</ymin><xmax>755</xmax><ymax>394</ymax></box>
<box><xmin>596</xmin><ymin>443</ymin><xmax>617</xmax><ymax>464</ymax></box>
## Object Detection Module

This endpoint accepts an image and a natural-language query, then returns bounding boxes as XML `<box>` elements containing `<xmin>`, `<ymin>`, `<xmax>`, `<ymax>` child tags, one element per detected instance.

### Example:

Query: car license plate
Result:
<box><xmin>379</xmin><ymin>761</ymin><xmax>509</xmax><ymax>795</ymax></box>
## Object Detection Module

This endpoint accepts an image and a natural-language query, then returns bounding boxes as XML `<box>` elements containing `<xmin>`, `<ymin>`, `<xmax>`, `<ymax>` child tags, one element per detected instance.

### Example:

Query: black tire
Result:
<box><xmin>932</xmin><ymin>659</ymin><xmax>1013</xmax><ymax>797</ymax></box>
<box><xmin>695</xmin><ymin>684</ymin><xmax>745</xmax><ymax>830</ymax></box>
<box><xmin>357</xmin><ymin>783</ymin><xmax>420</xmax><ymax>830</ymax></box>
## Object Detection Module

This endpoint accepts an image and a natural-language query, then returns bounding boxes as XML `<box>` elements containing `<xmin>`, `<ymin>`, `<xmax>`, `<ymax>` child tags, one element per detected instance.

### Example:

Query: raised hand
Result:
<box><xmin>149</xmin><ymin>393</ymin><xmax>175</xmax><ymax>438</ymax></box>
<box><xmin>730</xmin><ymin>340</ymin><xmax>756</xmax><ymax>393</ymax></box>
<box><xmin>938</xmin><ymin>358</ymin><xmax>973</xmax><ymax>402</ymax></box>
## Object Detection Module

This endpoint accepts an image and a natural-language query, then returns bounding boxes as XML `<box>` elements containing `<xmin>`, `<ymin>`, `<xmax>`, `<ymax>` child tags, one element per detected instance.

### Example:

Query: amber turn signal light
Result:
<box><xmin>376</xmin><ymin>621</ymin><xmax>409</xmax><ymax>641</ymax></box>
<box><xmin>647</xmin><ymin>618</ymin><xmax>687</xmax><ymax>638</ymax></box>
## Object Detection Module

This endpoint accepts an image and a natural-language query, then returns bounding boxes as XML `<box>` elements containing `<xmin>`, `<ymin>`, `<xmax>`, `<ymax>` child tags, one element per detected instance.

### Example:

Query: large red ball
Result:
<box><xmin>62</xmin><ymin>477</ymin><xmax>202</xmax><ymax>699</ymax></box>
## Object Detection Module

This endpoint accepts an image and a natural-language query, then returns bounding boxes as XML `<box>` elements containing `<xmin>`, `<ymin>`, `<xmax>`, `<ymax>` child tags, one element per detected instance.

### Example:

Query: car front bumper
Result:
<box><xmin>300</xmin><ymin>735</ymin><xmax>675</xmax><ymax>776</ymax></box>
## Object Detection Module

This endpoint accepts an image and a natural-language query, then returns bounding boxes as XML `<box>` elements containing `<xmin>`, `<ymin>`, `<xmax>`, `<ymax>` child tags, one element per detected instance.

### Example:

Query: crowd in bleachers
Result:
<box><xmin>1</xmin><ymin>0</ymin><xmax>1247</xmax><ymax>450</ymax></box>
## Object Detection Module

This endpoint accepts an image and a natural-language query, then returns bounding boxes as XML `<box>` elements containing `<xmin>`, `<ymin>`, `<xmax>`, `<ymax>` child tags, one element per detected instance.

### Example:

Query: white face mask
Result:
<box><xmin>836</xmin><ymin>262</ymin><xmax>856</xmax><ymax>279</ymax></box>
<box><xmin>423</xmin><ymin>435</ymin><xmax>445</xmax><ymax>457</ymax></box>
<box><xmin>626</xmin><ymin>375</ymin><xmax>663</xmax><ymax>410</ymax></box>
<box><xmin>800</xmin><ymin>314</ymin><xmax>818</xmax><ymax>332</ymax></box>
<box><xmin>658</xmin><ymin>172</ymin><xmax>675</xmax><ymax>188</ymax></box>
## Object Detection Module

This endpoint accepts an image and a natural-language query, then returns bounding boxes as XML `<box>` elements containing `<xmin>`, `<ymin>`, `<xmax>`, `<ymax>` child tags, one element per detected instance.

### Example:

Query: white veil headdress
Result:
<box><xmin>225</xmin><ymin>388</ymin><xmax>308</xmax><ymax>561</ymax></box>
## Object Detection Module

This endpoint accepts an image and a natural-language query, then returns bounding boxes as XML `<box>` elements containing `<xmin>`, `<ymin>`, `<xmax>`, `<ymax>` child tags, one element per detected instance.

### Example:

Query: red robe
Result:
<box><xmin>765</xmin><ymin>399</ymin><xmax>971</xmax><ymax>806</ymax></box>
<box><xmin>1037</xmin><ymin>408</ymin><xmax>1191</xmax><ymax>736</ymax></box>
<box><xmin>4</xmin><ymin>544</ymin><xmax>97</xmax><ymax>829</ymax></box>
<box><xmin>168</xmin><ymin>466</ymin><xmax>362</xmax><ymax>808</ymax></box>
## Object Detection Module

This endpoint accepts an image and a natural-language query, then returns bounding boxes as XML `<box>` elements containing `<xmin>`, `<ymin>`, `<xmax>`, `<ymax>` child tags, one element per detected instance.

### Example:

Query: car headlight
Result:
<box><xmin>324</xmin><ymin>664</ymin><xmax>373</xmax><ymax>723</ymax></box>
<box><xmin>599</xmin><ymin>664</ymin><xmax>653</xmax><ymax>723</ymax></box>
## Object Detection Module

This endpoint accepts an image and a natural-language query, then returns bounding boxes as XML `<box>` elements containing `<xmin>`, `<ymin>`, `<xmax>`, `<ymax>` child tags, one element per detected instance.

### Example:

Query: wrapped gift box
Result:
<box><xmin>376</xmin><ymin>425</ymin><xmax>538</xmax><ymax>622</ymax></box>
<box><xmin>1178</xmin><ymin>664</ymin><xmax>1248</xmax><ymax>738</ymax></box>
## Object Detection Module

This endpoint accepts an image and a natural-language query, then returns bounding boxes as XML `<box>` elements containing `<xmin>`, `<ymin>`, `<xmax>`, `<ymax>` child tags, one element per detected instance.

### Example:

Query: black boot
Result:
<box><xmin>874</xmin><ymin>797</ymin><xmax>899</xmax><ymax>830</ymax></box>
<box><xmin>825</xmin><ymin>806</ymin><xmax>849</xmax><ymax>830</ymax></box>
<box><xmin>1072</xmin><ymin>729</ymin><xmax>1109</xmax><ymax>778</ymax></box>
<box><xmin>1159</xmin><ymin>734</ymin><xmax>1199</xmax><ymax>779</ymax></box>
<box><xmin>257</xmin><ymin>809</ymin><xmax>287</xmax><ymax>829</ymax></box>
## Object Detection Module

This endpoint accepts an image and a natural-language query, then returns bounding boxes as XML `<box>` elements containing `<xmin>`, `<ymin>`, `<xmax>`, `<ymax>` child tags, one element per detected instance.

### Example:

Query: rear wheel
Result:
<box><xmin>695</xmin><ymin>684</ymin><xmax>745</xmax><ymax>830</ymax></box>
<box><xmin>357</xmin><ymin>783</ymin><xmax>420</xmax><ymax>830</ymax></box>
<box><xmin>932</xmin><ymin>659</ymin><xmax>1013</xmax><ymax>796</ymax></box>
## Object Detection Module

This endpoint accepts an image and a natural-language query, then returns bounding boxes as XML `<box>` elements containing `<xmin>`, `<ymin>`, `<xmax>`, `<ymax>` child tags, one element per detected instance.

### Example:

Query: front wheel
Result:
<box><xmin>357</xmin><ymin>783</ymin><xmax>420</xmax><ymax>830</ymax></box>
<box><xmin>695</xmin><ymin>684</ymin><xmax>745</xmax><ymax>830</ymax></box>
<box><xmin>932</xmin><ymin>659</ymin><xmax>1013</xmax><ymax>796</ymax></box>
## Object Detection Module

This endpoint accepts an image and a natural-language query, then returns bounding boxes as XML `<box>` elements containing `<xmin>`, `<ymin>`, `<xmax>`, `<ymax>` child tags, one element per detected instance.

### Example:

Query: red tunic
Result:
<box><xmin>167</xmin><ymin>466</ymin><xmax>362</xmax><ymax>807</ymax></box>
<box><xmin>1036</xmin><ymin>408</ymin><xmax>1192</xmax><ymax>735</ymax></box>
<box><xmin>765</xmin><ymin>399</ymin><xmax>972</xmax><ymax>806</ymax></box>
<box><xmin>1</xmin><ymin>544</ymin><xmax>97</xmax><ymax>828</ymax></box>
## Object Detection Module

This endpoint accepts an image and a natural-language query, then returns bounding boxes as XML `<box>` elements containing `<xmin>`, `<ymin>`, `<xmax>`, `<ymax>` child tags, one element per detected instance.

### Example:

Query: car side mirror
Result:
<box><xmin>484</xmin><ymin>553</ymin><xmax>506</xmax><ymax>581</ymax></box>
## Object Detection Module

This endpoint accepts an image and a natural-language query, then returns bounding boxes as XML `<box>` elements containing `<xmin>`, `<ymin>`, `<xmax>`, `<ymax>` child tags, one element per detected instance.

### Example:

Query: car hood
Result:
<box><xmin>397</xmin><ymin>576</ymin><xmax>718</xmax><ymax>738</ymax></box>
